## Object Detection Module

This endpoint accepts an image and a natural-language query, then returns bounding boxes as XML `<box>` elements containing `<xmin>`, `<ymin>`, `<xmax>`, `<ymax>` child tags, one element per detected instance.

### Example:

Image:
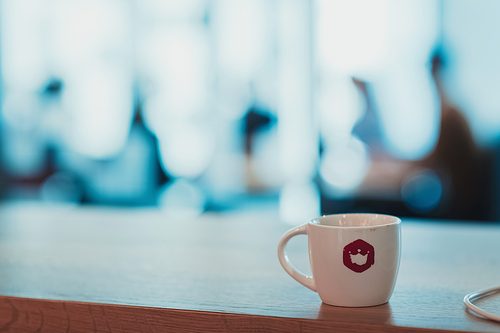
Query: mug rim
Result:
<box><xmin>307</xmin><ymin>213</ymin><xmax>401</xmax><ymax>229</ymax></box>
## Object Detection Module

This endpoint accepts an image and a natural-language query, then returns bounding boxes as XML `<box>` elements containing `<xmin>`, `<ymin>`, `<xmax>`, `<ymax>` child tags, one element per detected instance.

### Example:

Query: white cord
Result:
<box><xmin>464</xmin><ymin>286</ymin><xmax>500</xmax><ymax>322</ymax></box>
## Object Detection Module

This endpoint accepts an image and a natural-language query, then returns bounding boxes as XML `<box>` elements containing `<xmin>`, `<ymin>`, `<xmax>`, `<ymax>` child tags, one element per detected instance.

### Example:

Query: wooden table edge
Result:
<box><xmin>0</xmin><ymin>295</ymin><xmax>465</xmax><ymax>333</ymax></box>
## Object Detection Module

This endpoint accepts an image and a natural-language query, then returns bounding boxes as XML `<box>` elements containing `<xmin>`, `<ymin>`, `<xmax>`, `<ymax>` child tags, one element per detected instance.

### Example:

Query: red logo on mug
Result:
<box><xmin>343</xmin><ymin>239</ymin><xmax>375</xmax><ymax>273</ymax></box>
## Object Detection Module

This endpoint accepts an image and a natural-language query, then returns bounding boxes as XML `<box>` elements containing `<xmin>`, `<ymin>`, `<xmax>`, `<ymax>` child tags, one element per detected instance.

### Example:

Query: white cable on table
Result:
<box><xmin>464</xmin><ymin>286</ymin><xmax>500</xmax><ymax>322</ymax></box>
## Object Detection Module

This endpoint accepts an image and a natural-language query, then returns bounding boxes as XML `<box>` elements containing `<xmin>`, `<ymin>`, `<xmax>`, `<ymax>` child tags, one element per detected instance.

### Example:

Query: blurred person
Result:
<box><xmin>325</xmin><ymin>50</ymin><xmax>495</xmax><ymax>221</ymax></box>
<box><xmin>241</xmin><ymin>104</ymin><xmax>276</xmax><ymax>193</ymax></box>
<box><xmin>421</xmin><ymin>50</ymin><xmax>494</xmax><ymax>220</ymax></box>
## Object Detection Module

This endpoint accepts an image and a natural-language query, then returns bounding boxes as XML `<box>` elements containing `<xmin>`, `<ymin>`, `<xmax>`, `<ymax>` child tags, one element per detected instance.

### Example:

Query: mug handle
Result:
<box><xmin>277</xmin><ymin>224</ymin><xmax>316</xmax><ymax>292</ymax></box>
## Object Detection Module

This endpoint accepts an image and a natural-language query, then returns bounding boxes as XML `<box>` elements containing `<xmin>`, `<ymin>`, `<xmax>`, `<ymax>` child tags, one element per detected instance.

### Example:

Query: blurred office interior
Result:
<box><xmin>0</xmin><ymin>0</ymin><xmax>499</xmax><ymax>223</ymax></box>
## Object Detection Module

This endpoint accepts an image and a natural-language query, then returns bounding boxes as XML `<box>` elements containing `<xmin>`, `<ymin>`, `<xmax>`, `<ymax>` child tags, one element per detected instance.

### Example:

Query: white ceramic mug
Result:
<box><xmin>277</xmin><ymin>213</ymin><xmax>401</xmax><ymax>307</ymax></box>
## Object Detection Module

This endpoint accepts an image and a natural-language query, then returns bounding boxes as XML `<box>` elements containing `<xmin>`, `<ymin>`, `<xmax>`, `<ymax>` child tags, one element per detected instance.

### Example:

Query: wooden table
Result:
<box><xmin>0</xmin><ymin>203</ymin><xmax>499</xmax><ymax>332</ymax></box>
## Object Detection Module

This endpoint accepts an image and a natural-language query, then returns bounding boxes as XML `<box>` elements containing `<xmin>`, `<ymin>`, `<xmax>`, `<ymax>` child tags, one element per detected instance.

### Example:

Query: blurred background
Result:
<box><xmin>0</xmin><ymin>0</ymin><xmax>499</xmax><ymax>223</ymax></box>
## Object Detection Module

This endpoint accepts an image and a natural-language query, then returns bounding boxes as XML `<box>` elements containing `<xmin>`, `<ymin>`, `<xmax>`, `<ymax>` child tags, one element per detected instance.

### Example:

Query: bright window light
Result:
<box><xmin>442</xmin><ymin>0</ymin><xmax>500</xmax><ymax>145</ymax></box>
<box><xmin>63</xmin><ymin>67</ymin><xmax>133</xmax><ymax>159</ymax></box>
<box><xmin>139</xmin><ymin>25</ymin><xmax>209</xmax><ymax>134</ymax></box>
<box><xmin>139</xmin><ymin>0</ymin><xmax>206</xmax><ymax>21</ymax></box>
<box><xmin>0</xmin><ymin>0</ymin><xmax>47</xmax><ymax>90</ymax></box>
<box><xmin>158</xmin><ymin>179</ymin><xmax>206</xmax><ymax>218</ymax></box>
<box><xmin>213</xmin><ymin>0</ymin><xmax>272</xmax><ymax>78</ymax></box>
<box><xmin>373</xmin><ymin>68</ymin><xmax>440</xmax><ymax>160</ymax></box>
<box><xmin>320</xmin><ymin>136</ymin><xmax>370</xmax><ymax>195</ymax></box>
<box><xmin>50</xmin><ymin>0</ymin><xmax>130</xmax><ymax>69</ymax></box>
<box><xmin>279</xmin><ymin>181</ymin><xmax>320</xmax><ymax>225</ymax></box>
<box><xmin>317</xmin><ymin>76</ymin><xmax>364</xmax><ymax>144</ymax></box>
<box><xmin>277</xmin><ymin>0</ymin><xmax>316</xmax><ymax>182</ymax></box>
<box><xmin>157</xmin><ymin>123</ymin><xmax>215</xmax><ymax>178</ymax></box>
<box><xmin>317</xmin><ymin>0</ymin><xmax>388</xmax><ymax>76</ymax></box>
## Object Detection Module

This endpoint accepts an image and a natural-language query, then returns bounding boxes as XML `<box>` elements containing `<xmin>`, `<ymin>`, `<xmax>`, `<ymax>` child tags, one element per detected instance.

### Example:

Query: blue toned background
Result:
<box><xmin>0</xmin><ymin>0</ymin><xmax>498</xmax><ymax>222</ymax></box>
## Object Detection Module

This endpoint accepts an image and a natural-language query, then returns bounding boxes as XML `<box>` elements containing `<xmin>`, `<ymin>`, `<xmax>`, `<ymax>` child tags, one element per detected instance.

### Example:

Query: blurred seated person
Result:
<box><xmin>348</xmin><ymin>51</ymin><xmax>494</xmax><ymax>221</ymax></box>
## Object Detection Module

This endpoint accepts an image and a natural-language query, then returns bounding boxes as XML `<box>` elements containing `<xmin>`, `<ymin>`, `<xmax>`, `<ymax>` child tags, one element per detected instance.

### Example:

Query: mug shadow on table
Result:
<box><xmin>316</xmin><ymin>302</ymin><xmax>394</xmax><ymax>326</ymax></box>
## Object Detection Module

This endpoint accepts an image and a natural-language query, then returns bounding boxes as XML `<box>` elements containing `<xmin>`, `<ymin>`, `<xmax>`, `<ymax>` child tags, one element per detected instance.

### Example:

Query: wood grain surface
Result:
<box><xmin>0</xmin><ymin>203</ymin><xmax>499</xmax><ymax>332</ymax></box>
